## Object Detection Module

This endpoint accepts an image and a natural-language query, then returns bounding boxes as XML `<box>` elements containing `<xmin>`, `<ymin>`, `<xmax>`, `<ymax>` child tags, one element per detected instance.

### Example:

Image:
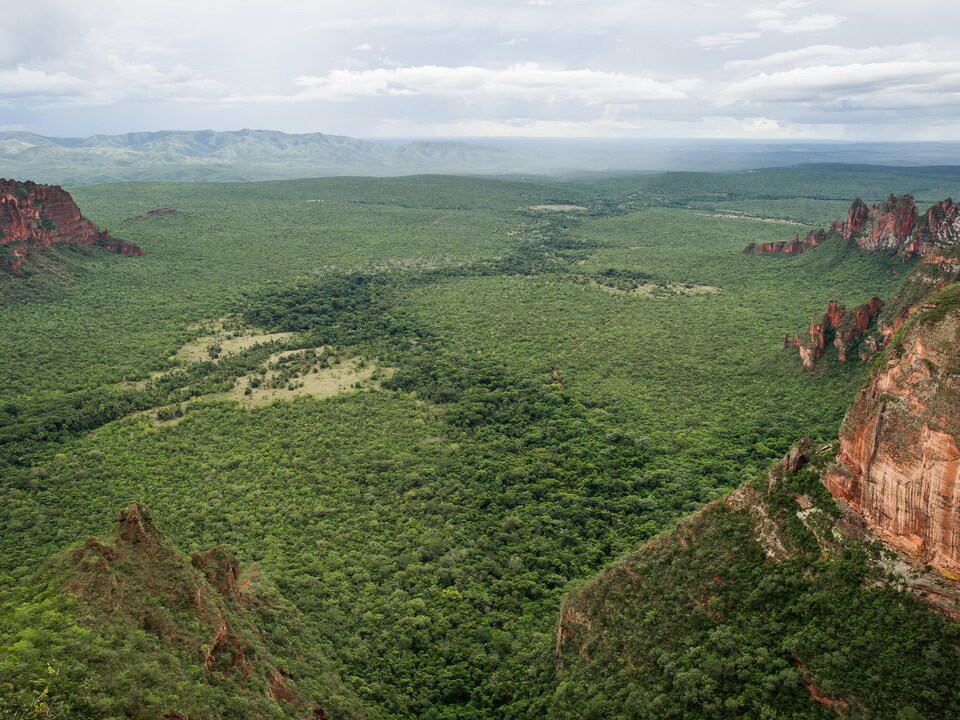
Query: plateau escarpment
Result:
<box><xmin>826</xmin><ymin>287</ymin><xmax>960</xmax><ymax>577</ymax></box>
<box><xmin>748</xmin><ymin>194</ymin><xmax>960</xmax><ymax>368</ymax></box>
<box><xmin>745</xmin><ymin>194</ymin><xmax>960</xmax><ymax>260</ymax></box>
<box><xmin>0</xmin><ymin>178</ymin><xmax>141</xmax><ymax>276</ymax></box>
<box><xmin>553</xmin><ymin>281</ymin><xmax>960</xmax><ymax>719</ymax></box>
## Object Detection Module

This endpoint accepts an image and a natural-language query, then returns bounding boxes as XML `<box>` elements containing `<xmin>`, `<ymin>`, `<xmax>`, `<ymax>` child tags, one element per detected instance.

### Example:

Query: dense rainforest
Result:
<box><xmin>2</xmin><ymin>165</ymin><xmax>960</xmax><ymax>718</ymax></box>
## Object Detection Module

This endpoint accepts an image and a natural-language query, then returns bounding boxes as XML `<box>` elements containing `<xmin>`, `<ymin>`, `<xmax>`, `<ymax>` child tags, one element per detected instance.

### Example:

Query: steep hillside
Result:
<box><xmin>0</xmin><ymin>178</ymin><xmax>140</xmax><ymax>278</ymax></box>
<box><xmin>0</xmin><ymin>503</ymin><xmax>361</xmax><ymax>719</ymax></box>
<box><xmin>553</xmin><ymin>288</ymin><xmax>960</xmax><ymax>719</ymax></box>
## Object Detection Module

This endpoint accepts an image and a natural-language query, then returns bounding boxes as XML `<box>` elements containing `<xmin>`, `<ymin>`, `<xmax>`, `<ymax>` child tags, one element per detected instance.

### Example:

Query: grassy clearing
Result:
<box><xmin>216</xmin><ymin>352</ymin><xmax>390</xmax><ymax>408</ymax></box>
<box><xmin>696</xmin><ymin>211</ymin><xmax>806</xmax><ymax>225</ymax></box>
<box><xmin>173</xmin><ymin>330</ymin><xmax>295</xmax><ymax>363</ymax></box>
<box><xmin>591</xmin><ymin>279</ymin><xmax>721</xmax><ymax>297</ymax></box>
<box><xmin>529</xmin><ymin>204</ymin><xmax>587</xmax><ymax>212</ymax></box>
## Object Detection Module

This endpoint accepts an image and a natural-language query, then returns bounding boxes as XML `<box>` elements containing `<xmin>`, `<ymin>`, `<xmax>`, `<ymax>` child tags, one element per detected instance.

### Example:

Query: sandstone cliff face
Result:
<box><xmin>828</xmin><ymin>194</ymin><xmax>919</xmax><ymax>254</ymax></box>
<box><xmin>742</xmin><ymin>229</ymin><xmax>824</xmax><ymax>256</ymax></box>
<box><xmin>553</xmin><ymin>431</ymin><xmax>960</xmax><ymax>717</ymax></box>
<box><xmin>794</xmin><ymin>296</ymin><xmax>884</xmax><ymax>369</ymax></box>
<box><xmin>854</xmin><ymin>194</ymin><xmax>920</xmax><ymax>254</ymax></box>
<box><xmin>835</xmin><ymin>197</ymin><xmax>870</xmax><ymax>241</ymax></box>
<box><xmin>751</xmin><ymin>194</ymin><xmax>960</xmax><ymax>261</ymax></box>
<box><xmin>826</xmin><ymin>292</ymin><xmax>960</xmax><ymax>577</ymax></box>
<box><xmin>911</xmin><ymin>198</ymin><xmax>960</xmax><ymax>253</ymax></box>
<box><xmin>0</xmin><ymin>178</ymin><xmax>141</xmax><ymax>275</ymax></box>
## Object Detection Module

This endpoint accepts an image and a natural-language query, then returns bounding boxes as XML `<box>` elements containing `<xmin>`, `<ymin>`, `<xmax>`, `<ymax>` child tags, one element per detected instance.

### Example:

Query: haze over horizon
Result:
<box><xmin>4</xmin><ymin>0</ymin><xmax>960</xmax><ymax>142</ymax></box>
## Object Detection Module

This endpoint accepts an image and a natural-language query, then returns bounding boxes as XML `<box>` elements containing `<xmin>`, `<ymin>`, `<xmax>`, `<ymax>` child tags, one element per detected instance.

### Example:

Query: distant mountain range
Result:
<box><xmin>0</xmin><ymin>129</ymin><xmax>516</xmax><ymax>184</ymax></box>
<box><xmin>4</xmin><ymin>129</ymin><xmax>960</xmax><ymax>184</ymax></box>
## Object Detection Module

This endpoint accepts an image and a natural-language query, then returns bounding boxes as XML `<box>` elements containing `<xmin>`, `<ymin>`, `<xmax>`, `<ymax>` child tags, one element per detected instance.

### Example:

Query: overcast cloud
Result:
<box><xmin>2</xmin><ymin>0</ymin><xmax>959</xmax><ymax>139</ymax></box>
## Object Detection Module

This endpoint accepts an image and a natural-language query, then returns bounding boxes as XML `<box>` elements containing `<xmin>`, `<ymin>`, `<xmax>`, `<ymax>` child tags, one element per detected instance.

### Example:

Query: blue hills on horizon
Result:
<box><xmin>3</xmin><ymin>128</ymin><xmax>960</xmax><ymax>184</ymax></box>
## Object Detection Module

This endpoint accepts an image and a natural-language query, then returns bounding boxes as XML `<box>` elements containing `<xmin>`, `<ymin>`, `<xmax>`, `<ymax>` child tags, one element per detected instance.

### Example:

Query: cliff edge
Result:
<box><xmin>826</xmin><ymin>285</ymin><xmax>960</xmax><ymax>577</ymax></box>
<box><xmin>0</xmin><ymin>178</ymin><xmax>141</xmax><ymax>276</ymax></box>
<box><xmin>552</xmin><ymin>284</ymin><xmax>960</xmax><ymax>719</ymax></box>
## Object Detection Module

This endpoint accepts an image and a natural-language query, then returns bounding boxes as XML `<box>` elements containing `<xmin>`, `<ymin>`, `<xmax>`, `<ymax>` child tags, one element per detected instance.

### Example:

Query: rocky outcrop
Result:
<box><xmin>829</xmin><ymin>194</ymin><xmax>919</xmax><ymax>254</ymax></box>
<box><xmin>126</xmin><ymin>207</ymin><xmax>177</xmax><ymax>222</ymax></box>
<box><xmin>854</xmin><ymin>194</ymin><xmax>920</xmax><ymax>254</ymax></box>
<box><xmin>742</xmin><ymin>229</ymin><xmax>824</xmax><ymax>256</ymax></box>
<box><xmin>753</xmin><ymin>194</ymin><xmax>960</xmax><ymax>261</ymax></box>
<box><xmin>0</xmin><ymin>178</ymin><xmax>141</xmax><ymax>275</ymax></box>
<box><xmin>192</xmin><ymin>546</ymin><xmax>241</xmax><ymax>599</ymax></box>
<box><xmin>825</xmin><ymin>293</ymin><xmax>960</xmax><ymax>576</ymax></box>
<box><xmin>833</xmin><ymin>197</ymin><xmax>870</xmax><ymax>241</ymax></box>
<box><xmin>116</xmin><ymin>501</ymin><xmax>157</xmax><ymax>544</ymax></box>
<box><xmin>794</xmin><ymin>296</ymin><xmax>884</xmax><ymax>368</ymax></box>
<box><xmin>50</xmin><ymin>502</ymin><xmax>350</xmax><ymax>718</ymax></box>
<box><xmin>781</xmin><ymin>436</ymin><xmax>817</xmax><ymax>474</ymax></box>
<box><xmin>772</xmin><ymin>193</ymin><xmax>960</xmax><ymax>369</ymax></box>
<box><xmin>909</xmin><ymin>198</ymin><xmax>960</xmax><ymax>254</ymax></box>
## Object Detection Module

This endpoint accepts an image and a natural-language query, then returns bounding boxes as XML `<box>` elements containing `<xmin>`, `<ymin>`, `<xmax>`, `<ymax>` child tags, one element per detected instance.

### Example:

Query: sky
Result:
<box><xmin>3</xmin><ymin>0</ymin><xmax>960</xmax><ymax>140</ymax></box>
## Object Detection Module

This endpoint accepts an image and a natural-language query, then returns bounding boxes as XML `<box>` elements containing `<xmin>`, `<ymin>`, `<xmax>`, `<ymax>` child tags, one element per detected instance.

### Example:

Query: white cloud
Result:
<box><xmin>768</xmin><ymin>13</ymin><xmax>845</xmax><ymax>33</ymax></box>
<box><xmin>0</xmin><ymin>59</ymin><xmax>225</xmax><ymax>110</ymax></box>
<box><xmin>724</xmin><ymin>60</ymin><xmax>960</xmax><ymax>104</ymax></box>
<box><xmin>725</xmin><ymin>43</ymin><xmax>929</xmax><ymax>71</ymax></box>
<box><xmin>743</xmin><ymin>4</ymin><xmax>844</xmax><ymax>34</ymax></box>
<box><xmin>381</xmin><ymin>117</ymin><xmax>647</xmax><ymax>137</ymax></box>
<box><xmin>695</xmin><ymin>32</ymin><xmax>761</xmax><ymax>50</ymax></box>
<box><xmin>3</xmin><ymin>0</ymin><xmax>960</xmax><ymax>139</ymax></box>
<box><xmin>230</xmin><ymin>63</ymin><xmax>696</xmax><ymax>106</ymax></box>
<box><xmin>0</xmin><ymin>68</ymin><xmax>82</xmax><ymax>97</ymax></box>
<box><xmin>742</xmin><ymin>116</ymin><xmax>784</xmax><ymax>133</ymax></box>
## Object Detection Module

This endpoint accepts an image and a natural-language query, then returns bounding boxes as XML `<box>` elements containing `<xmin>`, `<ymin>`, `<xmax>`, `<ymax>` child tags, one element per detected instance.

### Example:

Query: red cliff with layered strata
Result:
<box><xmin>794</xmin><ymin>296</ymin><xmax>884</xmax><ymax>369</ymax></box>
<box><xmin>854</xmin><ymin>194</ymin><xmax>920</xmax><ymax>254</ymax></box>
<box><xmin>742</xmin><ymin>229</ymin><xmax>824</xmax><ymax>256</ymax></box>
<box><xmin>750</xmin><ymin>194</ymin><xmax>960</xmax><ymax>260</ymax></box>
<box><xmin>825</xmin><ymin>291</ymin><xmax>960</xmax><ymax>576</ymax></box>
<box><xmin>762</xmin><ymin>193</ymin><xmax>960</xmax><ymax>368</ymax></box>
<box><xmin>0</xmin><ymin>178</ymin><xmax>141</xmax><ymax>276</ymax></box>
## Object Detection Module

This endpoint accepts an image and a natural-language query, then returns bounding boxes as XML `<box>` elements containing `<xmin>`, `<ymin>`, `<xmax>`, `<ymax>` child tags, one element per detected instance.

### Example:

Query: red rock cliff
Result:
<box><xmin>753</xmin><ymin>195</ymin><xmax>960</xmax><ymax>261</ymax></box>
<box><xmin>796</xmin><ymin>296</ymin><xmax>884</xmax><ymax>369</ymax></box>
<box><xmin>743</xmin><ymin>229</ymin><xmax>824</xmax><ymax>256</ymax></box>
<box><xmin>825</xmin><ymin>291</ymin><xmax>960</xmax><ymax>577</ymax></box>
<box><xmin>909</xmin><ymin>198</ymin><xmax>960</xmax><ymax>255</ymax></box>
<box><xmin>838</xmin><ymin>197</ymin><xmax>869</xmax><ymax>241</ymax></box>
<box><xmin>0</xmin><ymin>178</ymin><xmax>141</xmax><ymax>275</ymax></box>
<box><xmin>855</xmin><ymin>194</ymin><xmax>920</xmax><ymax>254</ymax></box>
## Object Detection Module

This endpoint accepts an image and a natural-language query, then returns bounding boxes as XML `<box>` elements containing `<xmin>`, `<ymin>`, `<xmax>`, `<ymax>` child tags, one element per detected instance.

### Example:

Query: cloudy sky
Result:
<box><xmin>3</xmin><ymin>0</ymin><xmax>960</xmax><ymax>139</ymax></box>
